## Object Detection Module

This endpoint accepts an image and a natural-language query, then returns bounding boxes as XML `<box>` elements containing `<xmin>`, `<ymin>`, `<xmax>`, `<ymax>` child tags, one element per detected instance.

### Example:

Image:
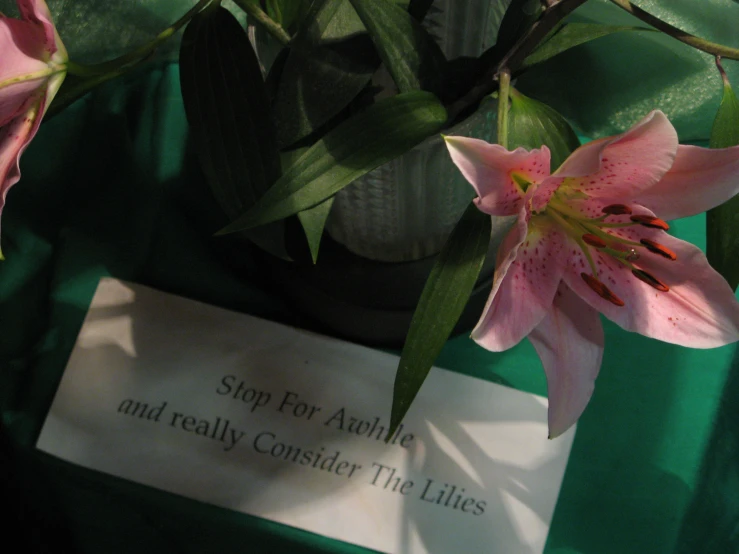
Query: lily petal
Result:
<box><xmin>634</xmin><ymin>145</ymin><xmax>739</xmax><ymax>220</ymax></box>
<box><xmin>17</xmin><ymin>0</ymin><xmax>59</xmax><ymax>55</ymax></box>
<box><xmin>562</xmin><ymin>200</ymin><xmax>739</xmax><ymax>348</ymax></box>
<box><xmin>0</xmin><ymin>94</ymin><xmax>44</xmax><ymax>237</ymax></box>
<box><xmin>528</xmin><ymin>283</ymin><xmax>603</xmax><ymax>439</ymax></box>
<box><xmin>472</xmin><ymin>207</ymin><xmax>566</xmax><ymax>350</ymax></box>
<box><xmin>0</xmin><ymin>17</ymin><xmax>52</xmax><ymax>125</ymax></box>
<box><xmin>444</xmin><ymin>135</ymin><xmax>550</xmax><ymax>216</ymax></box>
<box><xmin>532</xmin><ymin>111</ymin><xmax>677</xmax><ymax>212</ymax></box>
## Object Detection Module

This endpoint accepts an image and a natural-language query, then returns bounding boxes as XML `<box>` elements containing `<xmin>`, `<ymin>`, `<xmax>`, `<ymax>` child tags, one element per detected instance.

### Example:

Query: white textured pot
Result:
<box><xmin>325</xmin><ymin>0</ymin><xmax>509</xmax><ymax>262</ymax></box>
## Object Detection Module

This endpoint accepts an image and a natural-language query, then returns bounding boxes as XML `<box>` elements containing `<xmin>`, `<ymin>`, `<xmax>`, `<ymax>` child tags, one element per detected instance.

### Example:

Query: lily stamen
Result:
<box><xmin>602</xmin><ymin>204</ymin><xmax>633</xmax><ymax>215</ymax></box>
<box><xmin>632</xmin><ymin>269</ymin><xmax>670</xmax><ymax>292</ymax></box>
<box><xmin>640</xmin><ymin>239</ymin><xmax>677</xmax><ymax>260</ymax></box>
<box><xmin>581</xmin><ymin>273</ymin><xmax>625</xmax><ymax>306</ymax></box>
<box><xmin>630</xmin><ymin>215</ymin><xmax>670</xmax><ymax>230</ymax></box>
<box><xmin>582</xmin><ymin>233</ymin><xmax>607</xmax><ymax>248</ymax></box>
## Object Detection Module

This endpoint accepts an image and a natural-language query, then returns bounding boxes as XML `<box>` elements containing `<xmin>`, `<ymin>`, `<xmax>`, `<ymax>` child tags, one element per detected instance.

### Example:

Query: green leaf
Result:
<box><xmin>297</xmin><ymin>198</ymin><xmax>335</xmax><ymax>263</ymax></box>
<box><xmin>515</xmin><ymin>1</ymin><xmax>739</xmax><ymax>140</ymax></box>
<box><xmin>271</xmin><ymin>0</ymin><xmax>379</xmax><ymax>148</ymax></box>
<box><xmin>282</xmin><ymin>144</ymin><xmax>333</xmax><ymax>262</ymax></box>
<box><xmin>272</xmin><ymin>38</ymin><xmax>379</xmax><ymax>149</ymax></box>
<box><xmin>407</xmin><ymin>0</ymin><xmax>435</xmax><ymax>22</ymax></box>
<box><xmin>707</xmin><ymin>63</ymin><xmax>739</xmax><ymax>290</ymax></box>
<box><xmin>494</xmin><ymin>0</ymin><xmax>542</xmax><ymax>57</ymax></box>
<box><xmin>710</xmin><ymin>70</ymin><xmax>739</xmax><ymax>149</ymax></box>
<box><xmin>180</xmin><ymin>4</ymin><xmax>287</xmax><ymax>257</ymax></box>
<box><xmin>348</xmin><ymin>0</ymin><xmax>446</xmax><ymax>94</ymax></box>
<box><xmin>265</xmin><ymin>0</ymin><xmax>308</xmax><ymax>33</ymax></box>
<box><xmin>475</xmin><ymin>0</ymin><xmax>541</xmax><ymax>94</ymax></box>
<box><xmin>389</xmin><ymin>204</ymin><xmax>492</xmax><ymax>435</ymax></box>
<box><xmin>508</xmin><ymin>88</ymin><xmax>580</xmax><ymax>170</ymax></box>
<box><xmin>521</xmin><ymin>23</ymin><xmax>653</xmax><ymax>69</ymax></box>
<box><xmin>293</xmin><ymin>0</ymin><xmax>342</xmax><ymax>43</ymax></box>
<box><xmin>217</xmin><ymin>91</ymin><xmax>448</xmax><ymax>234</ymax></box>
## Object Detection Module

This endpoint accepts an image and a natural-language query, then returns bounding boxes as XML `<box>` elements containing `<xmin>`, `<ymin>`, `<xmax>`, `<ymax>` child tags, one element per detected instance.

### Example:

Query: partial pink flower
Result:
<box><xmin>0</xmin><ymin>0</ymin><xmax>67</xmax><ymax>258</ymax></box>
<box><xmin>445</xmin><ymin>110</ymin><xmax>739</xmax><ymax>438</ymax></box>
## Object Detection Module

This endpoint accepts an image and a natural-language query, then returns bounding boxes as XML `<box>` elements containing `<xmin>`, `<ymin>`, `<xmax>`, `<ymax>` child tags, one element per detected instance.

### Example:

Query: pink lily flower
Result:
<box><xmin>1</xmin><ymin>0</ymin><xmax>67</xmax><ymax>258</ymax></box>
<box><xmin>445</xmin><ymin>110</ymin><xmax>739</xmax><ymax>438</ymax></box>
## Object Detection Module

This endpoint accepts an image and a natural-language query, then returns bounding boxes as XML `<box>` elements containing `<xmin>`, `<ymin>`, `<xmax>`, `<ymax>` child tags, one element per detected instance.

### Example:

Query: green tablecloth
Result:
<box><xmin>1</xmin><ymin>64</ymin><xmax>737</xmax><ymax>554</ymax></box>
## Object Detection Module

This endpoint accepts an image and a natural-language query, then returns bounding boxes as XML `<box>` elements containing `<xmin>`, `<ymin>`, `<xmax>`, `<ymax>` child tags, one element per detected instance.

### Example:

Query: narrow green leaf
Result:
<box><xmin>265</xmin><ymin>0</ymin><xmax>308</xmax><ymax>33</ymax></box>
<box><xmin>217</xmin><ymin>91</ymin><xmax>448</xmax><ymax>234</ymax></box>
<box><xmin>407</xmin><ymin>0</ymin><xmax>435</xmax><ymax>22</ymax></box>
<box><xmin>272</xmin><ymin>0</ymin><xmax>379</xmax><ymax>148</ymax></box>
<box><xmin>710</xmin><ymin>67</ymin><xmax>739</xmax><ymax>149</ymax></box>
<box><xmin>297</xmin><ymin>198</ymin><xmax>335</xmax><ymax>263</ymax></box>
<box><xmin>282</xmin><ymin>144</ymin><xmax>333</xmax><ymax>261</ymax></box>
<box><xmin>272</xmin><ymin>39</ymin><xmax>379</xmax><ymax>149</ymax></box>
<box><xmin>292</xmin><ymin>0</ymin><xmax>342</xmax><ymax>43</ymax></box>
<box><xmin>389</xmin><ymin>204</ymin><xmax>492</xmax><ymax>435</ymax></box>
<box><xmin>707</xmin><ymin>61</ymin><xmax>739</xmax><ymax>290</ymax></box>
<box><xmin>521</xmin><ymin>23</ymin><xmax>653</xmax><ymax>69</ymax></box>
<box><xmin>180</xmin><ymin>5</ymin><xmax>288</xmax><ymax>257</ymax></box>
<box><xmin>348</xmin><ymin>0</ymin><xmax>446</xmax><ymax>94</ymax></box>
<box><xmin>475</xmin><ymin>0</ymin><xmax>541</xmax><ymax>94</ymax></box>
<box><xmin>508</xmin><ymin>88</ymin><xmax>580</xmax><ymax>170</ymax></box>
<box><xmin>494</xmin><ymin>0</ymin><xmax>542</xmax><ymax>57</ymax></box>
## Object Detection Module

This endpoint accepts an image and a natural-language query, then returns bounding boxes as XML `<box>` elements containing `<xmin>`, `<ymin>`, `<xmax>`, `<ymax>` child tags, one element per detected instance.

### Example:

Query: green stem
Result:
<box><xmin>66</xmin><ymin>0</ymin><xmax>214</xmax><ymax>77</ymax></box>
<box><xmin>609</xmin><ymin>0</ymin><xmax>739</xmax><ymax>61</ymax></box>
<box><xmin>716</xmin><ymin>56</ymin><xmax>731</xmax><ymax>87</ymax></box>
<box><xmin>232</xmin><ymin>0</ymin><xmax>291</xmax><ymax>45</ymax></box>
<box><xmin>497</xmin><ymin>69</ymin><xmax>511</xmax><ymax>149</ymax></box>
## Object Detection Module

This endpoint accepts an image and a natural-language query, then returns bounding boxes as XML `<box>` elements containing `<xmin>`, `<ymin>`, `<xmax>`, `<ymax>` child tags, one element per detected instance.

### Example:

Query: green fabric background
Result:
<box><xmin>1</xmin><ymin>64</ymin><xmax>738</xmax><ymax>554</ymax></box>
<box><xmin>2</xmin><ymin>1</ymin><xmax>739</xmax><ymax>553</ymax></box>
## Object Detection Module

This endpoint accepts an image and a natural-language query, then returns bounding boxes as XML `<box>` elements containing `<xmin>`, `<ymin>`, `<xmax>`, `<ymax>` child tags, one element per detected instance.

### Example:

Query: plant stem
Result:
<box><xmin>497</xmin><ymin>69</ymin><xmax>511</xmax><ymax>149</ymax></box>
<box><xmin>232</xmin><ymin>0</ymin><xmax>291</xmax><ymax>45</ymax></box>
<box><xmin>609</xmin><ymin>0</ymin><xmax>739</xmax><ymax>61</ymax></box>
<box><xmin>66</xmin><ymin>0</ymin><xmax>214</xmax><ymax>77</ymax></box>
<box><xmin>716</xmin><ymin>56</ymin><xmax>731</xmax><ymax>87</ymax></box>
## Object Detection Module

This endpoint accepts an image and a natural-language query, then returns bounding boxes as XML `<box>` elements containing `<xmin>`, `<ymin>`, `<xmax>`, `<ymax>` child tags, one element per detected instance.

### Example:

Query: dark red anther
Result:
<box><xmin>602</xmin><ymin>204</ymin><xmax>633</xmax><ymax>215</ymax></box>
<box><xmin>582</xmin><ymin>233</ymin><xmax>608</xmax><ymax>248</ymax></box>
<box><xmin>630</xmin><ymin>215</ymin><xmax>670</xmax><ymax>230</ymax></box>
<box><xmin>632</xmin><ymin>269</ymin><xmax>670</xmax><ymax>292</ymax></box>
<box><xmin>640</xmin><ymin>239</ymin><xmax>677</xmax><ymax>260</ymax></box>
<box><xmin>581</xmin><ymin>273</ymin><xmax>625</xmax><ymax>306</ymax></box>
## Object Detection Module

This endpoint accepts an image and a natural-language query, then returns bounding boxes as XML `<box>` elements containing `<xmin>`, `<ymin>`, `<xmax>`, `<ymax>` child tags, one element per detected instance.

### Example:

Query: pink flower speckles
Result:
<box><xmin>0</xmin><ymin>0</ymin><xmax>67</xmax><ymax>258</ymax></box>
<box><xmin>445</xmin><ymin>110</ymin><xmax>739</xmax><ymax>438</ymax></box>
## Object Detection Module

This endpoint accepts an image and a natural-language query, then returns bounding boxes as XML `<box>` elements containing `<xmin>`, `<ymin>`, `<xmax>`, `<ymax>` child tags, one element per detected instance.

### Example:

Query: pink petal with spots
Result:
<box><xmin>471</xmin><ymin>207</ymin><xmax>566</xmax><ymax>351</ymax></box>
<box><xmin>531</xmin><ymin>111</ymin><xmax>677</xmax><ymax>212</ymax></box>
<box><xmin>0</xmin><ymin>95</ymin><xmax>44</xmax><ymax>237</ymax></box>
<box><xmin>0</xmin><ymin>17</ymin><xmax>52</xmax><ymax>125</ymax></box>
<box><xmin>561</xmin><ymin>200</ymin><xmax>739</xmax><ymax>348</ymax></box>
<box><xmin>528</xmin><ymin>283</ymin><xmax>603</xmax><ymax>438</ymax></box>
<box><xmin>634</xmin><ymin>144</ymin><xmax>739</xmax><ymax>220</ymax></box>
<box><xmin>16</xmin><ymin>0</ymin><xmax>59</xmax><ymax>55</ymax></box>
<box><xmin>444</xmin><ymin>136</ymin><xmax>550</xmax><ymax>216</ymax></box>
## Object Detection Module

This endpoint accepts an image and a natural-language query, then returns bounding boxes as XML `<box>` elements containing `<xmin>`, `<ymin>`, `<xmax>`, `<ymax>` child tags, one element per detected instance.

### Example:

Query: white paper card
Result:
<box><xmin>37</xmin><ymin>278</ymin><xmax>574</xmax><ymax>554</ymax></box>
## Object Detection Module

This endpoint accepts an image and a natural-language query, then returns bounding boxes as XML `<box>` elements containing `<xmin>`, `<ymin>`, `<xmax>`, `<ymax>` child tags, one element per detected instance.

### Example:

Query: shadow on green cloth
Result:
<box><xmin>0</xmin><ymin>62</ymin><xmax>734</xmax><ymax>554</ymax></box>
<box><xmin>674</xmin><ymin>348</ymin><xmax>739</xmax><ymax>554</ymax></box>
